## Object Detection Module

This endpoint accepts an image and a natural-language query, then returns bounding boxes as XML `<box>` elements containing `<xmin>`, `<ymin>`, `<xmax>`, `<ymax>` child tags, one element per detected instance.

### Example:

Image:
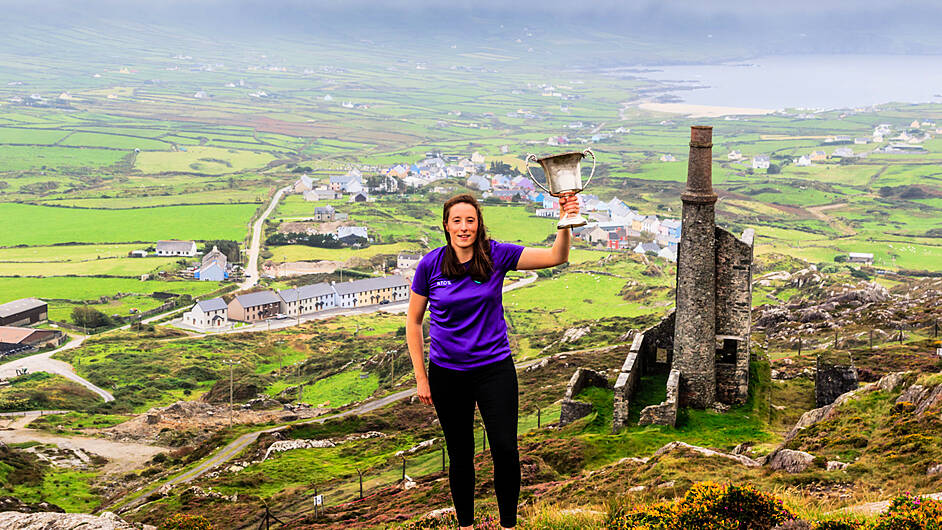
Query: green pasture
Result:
<box><xmin>483</xmin><ymin>205</ymin><xmax>559</xmax><ymax>245</ymax></box>
<box><xmin>60</xmin><ymin>132</ymin><xmax>170</xmax><ymax>150</ymax></box>
<box><xmin>38</xmin><ymin>188</ymin><xmax>266</xmax><ymax>208</ymax></box>
<box><xmin>0</xmin><ymin>127</ymin><xmax>69</xmax><ymax>144</ymax></box>
<box><xmin>0</xmin><ymin>145</ymin><xmax>126</xmax><ymax>171</ymax></box>
<box><xmin>0</xmin><ymin>243</ymin><xmax>144</xmax><ymax>262</ymax></box>
<box><xmin>0</xmin><ymin>276</ymin><xmax>219</xmax><ymax>304</ymax></box>
<box><xmin>0</xmin><ymin>203</ymin><xmax>255</xmax><ymax>245</ymax></box>
<box><xmin>0</xmin><ymin>257</ymin><xmax>175</xmax><ymax>277</ymax></box>
<box><xmin>134</xmin><ymin>146</ymin><xmax>275</xmax><ymax>174</ymax></box>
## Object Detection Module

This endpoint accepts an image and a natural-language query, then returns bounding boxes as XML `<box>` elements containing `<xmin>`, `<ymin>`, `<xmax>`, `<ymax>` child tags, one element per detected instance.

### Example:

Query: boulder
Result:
<box><xmin>652</xmin><ymin>441</ymin><xmax>761</xmax><ymax>468</ymax></box>
<box><xmin>766</xmin><ymin>448</ymin><xmax>815</xmax><ymax>473</ymax></box>
<box><xmin>827</xmin><ymin>460</ymin><xmax>848</xmax><ymax>471</ymax></box>
<box><xmin>927</xmin><ymin>464</ymin><xmax>942</xmax><ymax>476</ymax></box>
<box><xmin>0</xmin><ymin>512</ymin><xmax>137</xmax><ymax>529</ymax></box>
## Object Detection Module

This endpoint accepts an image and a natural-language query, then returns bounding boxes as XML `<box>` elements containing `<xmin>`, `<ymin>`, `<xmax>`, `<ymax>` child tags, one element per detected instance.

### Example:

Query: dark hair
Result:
<box><xmin>441</xmin><ymin>194</ymin><xmax>492</xmax><ymax>282</ymax></box>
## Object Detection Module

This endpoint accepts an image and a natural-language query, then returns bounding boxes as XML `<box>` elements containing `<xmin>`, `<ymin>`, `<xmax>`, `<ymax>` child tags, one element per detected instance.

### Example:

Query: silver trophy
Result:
<box><xmin>524</xmin><ymin>148</ymin><xmax>596</xmax><ymax>229</ymax></box>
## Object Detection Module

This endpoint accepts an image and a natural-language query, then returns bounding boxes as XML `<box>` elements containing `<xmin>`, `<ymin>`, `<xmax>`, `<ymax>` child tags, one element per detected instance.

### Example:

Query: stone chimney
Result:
<box><xmin>673</xmin><ymin>125</ymin><xmax>717</xmax><ymax>408</ymax></box>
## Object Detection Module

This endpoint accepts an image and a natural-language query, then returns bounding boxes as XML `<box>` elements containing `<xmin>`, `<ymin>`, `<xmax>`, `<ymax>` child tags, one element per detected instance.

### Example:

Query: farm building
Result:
<box><xmin>156</xmin><ymin>240</ymin><xmax>197</xmax><ymax>257</ymax></box>
<box><xmin>182</xmin><ymin>298</ymin><xmax>229</xmax><ymax>330</ymax></box>
<box><xmin>0</xmin><ymin>326</ymin><xmax>64</xmax><ymax>354</ymax></box>
<box><xmin>848</xmin><ymin>252</ymin><xmax>874</xmax><ymax>264</ymax></box>
<box><xmin>228</xmin><ymin>291</ymin><xmax>281</xmax><ymax>322</ymax></box>
<box><xmin>0</xmin><ymin>298</ymin><xmax>48</xmax><ymax>326</ymax></box>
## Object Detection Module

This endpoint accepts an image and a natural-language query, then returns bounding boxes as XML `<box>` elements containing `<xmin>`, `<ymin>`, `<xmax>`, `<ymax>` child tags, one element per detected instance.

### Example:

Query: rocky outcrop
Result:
<box><xmin>263</xmin><ymin>431</ymin><xmax>386</xmax><ymax>461</ymax></box>
<box><xmin>815</xmin><ymin>357</ymin><xmax>858</xmax><ymax>407</ymax></box>
<box><xmin>786</xmin><ymin>372</ymin><xmax>908</xmax><ymax>442</ymax></box>
<box><xmin>0</xmin><ymin>497</ymin><xmax>64</xmax><ymax>514</ymax></box>
<box><xmin>0</xmin><ymin>511</ymin><xmax>149</xmax><ymax>530</ymax></box>
<box><xmin>652</xmin><ymin>441</ymin><xmax>761</xmax><ymax>468</ymax></box>
<box><xmin>766</xmin><ymin>448</ymin><xmax>815</xmax><ymax>473</ymax></box>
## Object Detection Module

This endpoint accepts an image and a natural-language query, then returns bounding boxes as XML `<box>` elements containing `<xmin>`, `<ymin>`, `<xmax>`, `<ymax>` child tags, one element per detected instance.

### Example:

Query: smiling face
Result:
<box><xmin>444</xmin><ymin>201</ymin><xmax>478</xmax><ymax>252</ymax></box>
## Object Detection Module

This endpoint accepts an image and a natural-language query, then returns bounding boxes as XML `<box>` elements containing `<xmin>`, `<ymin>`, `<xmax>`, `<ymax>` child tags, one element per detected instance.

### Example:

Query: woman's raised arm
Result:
<box><xmin>515</xmin><ymin>195</ymin><xmax>579</xmax><ymax>270</ymax></box>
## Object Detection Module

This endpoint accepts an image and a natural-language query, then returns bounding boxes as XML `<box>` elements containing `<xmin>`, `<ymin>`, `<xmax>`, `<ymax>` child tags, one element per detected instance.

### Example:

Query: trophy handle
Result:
<box><xmin>581</xmin><ymin>148</ymin><xmax>597</xmax><ymax>189</ymax></box>
<box><xmin>524</xmin><ymin>153</ymin><xmax>553</xmax><ymax>196</ymax></box>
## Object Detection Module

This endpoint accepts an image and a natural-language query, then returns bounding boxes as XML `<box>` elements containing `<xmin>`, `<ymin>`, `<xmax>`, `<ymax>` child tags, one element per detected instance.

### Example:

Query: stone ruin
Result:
<box><xmin>815</xmin><ymin>351</ymin><xmax>858</xmax><ymax>407</ymax></box>
<box><xmin>561</xmin><ymin>126</ymin><xmax>756</xmax><ymax>430</ymax></box>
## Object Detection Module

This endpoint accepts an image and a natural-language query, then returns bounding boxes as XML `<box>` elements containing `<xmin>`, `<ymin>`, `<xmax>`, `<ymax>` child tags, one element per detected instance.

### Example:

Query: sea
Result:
<box><xmin>608</xmin><ymin>54</ymin><xmax>942</xmax><ymax>111</ymax></box>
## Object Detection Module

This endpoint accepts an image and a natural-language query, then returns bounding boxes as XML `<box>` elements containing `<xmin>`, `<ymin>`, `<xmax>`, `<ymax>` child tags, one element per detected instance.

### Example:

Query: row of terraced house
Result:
<box><xmin>182</xmin><ymin>275</ymin><xmax>410</xmax><ymax>330</ymax></box>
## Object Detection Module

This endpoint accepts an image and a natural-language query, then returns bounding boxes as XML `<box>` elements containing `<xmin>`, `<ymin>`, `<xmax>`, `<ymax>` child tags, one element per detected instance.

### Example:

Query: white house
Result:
<box><xmin>752</xmin><ymin>155</ymin><xmax>770</xmax><ymax>170</ymax></box>
<box><xmin>795</xmin><ymin>155</ymin><xmax>812</xmax><ymax>167</ymax></box>
<box><xmin>183</xmin><ymin>298</ymin><xmax>228</xmax><ymax>329</ymax></box>
<box><xmin>294</xmin><ymin>174</ymin><xmax>314</xmax><ymax>193</ymax></box>
<box><xmin>337</xmin><ymin>226</ymin><xmax>368</xmax><ymax>240</ymax></box>
<box><xmin>397</xmin><ymin>253</ymin><xmax>422</xmax><ymax>270</ymax></box>
<box><xmin>634</xmin><ymin>242</ymin><xmax>661</xmax><ymax>255</ymax></box>
<box><xmin>658</xmin><ymin>246</ymin><xmax>677</xmax><ymax>262</ymax></box>
<box><xmin>727</xmin><ymin>150</ymin><xmax>743</xmax><ymax>161</ymax></box>
<box><xmin>156</xmin><ymin>240</ymin><xmax>197</xmax><ymax>257</ymax></box>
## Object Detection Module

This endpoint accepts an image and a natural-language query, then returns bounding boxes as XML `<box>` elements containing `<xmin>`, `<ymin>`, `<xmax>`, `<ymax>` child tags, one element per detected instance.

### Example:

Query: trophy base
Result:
<box><xmin>557</xmin><ymin>213</ymin><xmax>588</xmax><ymax>229</ymax></box>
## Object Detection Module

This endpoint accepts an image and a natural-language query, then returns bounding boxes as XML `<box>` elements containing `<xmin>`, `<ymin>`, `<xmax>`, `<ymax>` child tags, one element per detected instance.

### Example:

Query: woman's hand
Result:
<box><xmin>417</xmin><ymin>378</ymin><xmax>433</xmax><ymax>406</ymax></box>
<box><xmin>559</xmin><ymin>194</ymin><xmax>580</xmax><ymax>220</ymax></box>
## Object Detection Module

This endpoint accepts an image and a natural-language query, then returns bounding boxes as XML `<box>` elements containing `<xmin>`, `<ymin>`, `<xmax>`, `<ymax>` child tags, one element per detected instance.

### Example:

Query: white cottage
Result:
<box><xmin>183</xmin><ymin>298</ymin><xmax>228</xmax><ymax>329</ymax></box>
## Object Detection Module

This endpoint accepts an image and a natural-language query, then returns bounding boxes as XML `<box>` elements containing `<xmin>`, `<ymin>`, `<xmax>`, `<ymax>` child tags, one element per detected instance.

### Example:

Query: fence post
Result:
<box><xmin>441</xmin><ymin>444</ymin><xmax>446</xmax><ymax>473</ymax></box>
<box><xmin>537</xmin><ymin>406</ymin><xmax>541</xmax><ymax>429</ymax></box>
<box><xmin>356</xmin><ymin>467</ymin><xmax>363</xmax><ymax>499</ymax></box>
<box><xmin>482</xmin><ymin>424</ymin><xmax>487</xmax><ymax>452</ymax></box>
<box><xmin>401</xmin><ymin>456</ymin><xmax>406</xmax><ymax>481</ymax></box>
<box><xmin>797</xmin><ymin>337</ymin><xmax>802</xmax><ymax>357</ymax></box>
<box><xmin>834</xmin><ymin>331</ymin><xmax>838</xmax><ymax>350</ymax></box>
<box><xmin>869</xmin><ymin>329</ymin><xmax>873</xmax><ymax>351</ymax></box>
<box><xmin>899</xmin><ymin>324</ymin><xmax>904</xmax><ymax>344</ymax></box>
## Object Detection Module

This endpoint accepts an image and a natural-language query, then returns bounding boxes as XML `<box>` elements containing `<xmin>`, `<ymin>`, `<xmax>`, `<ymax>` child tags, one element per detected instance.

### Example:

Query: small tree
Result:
<box><xmin>71</xmin><ymin>306</ymin><xmax>110</xmax><ymax>328</ymax></box>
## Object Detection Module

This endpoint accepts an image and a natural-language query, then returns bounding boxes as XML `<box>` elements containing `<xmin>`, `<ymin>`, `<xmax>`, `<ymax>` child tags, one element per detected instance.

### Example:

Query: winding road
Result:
<box><xmin>0</xmin><ymin>335</ymin><xmax>114</xmax><ymax>402</ymax></box>
<box><xmin>241</xmin><ymin>186</ymin><xmax>290</xmax><ymax>290</ymax></box>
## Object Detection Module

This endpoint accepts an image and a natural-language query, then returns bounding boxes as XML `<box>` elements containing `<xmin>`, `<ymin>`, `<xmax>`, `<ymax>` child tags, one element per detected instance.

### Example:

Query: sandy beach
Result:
<box><xmin>638</xmin><ymin>102</ymin><xmax>775</xmax><ymax>118</ymax></box>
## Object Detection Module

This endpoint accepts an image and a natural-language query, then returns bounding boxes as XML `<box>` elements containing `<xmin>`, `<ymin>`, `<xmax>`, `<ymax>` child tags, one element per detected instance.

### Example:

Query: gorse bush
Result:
<box><xmin>869</xmin><ymin>494</ymin><xmax>942</xmax><ymax>530</ymax></box>
<box><xmin>606</xmin><ymin>481</ymin><xmax>794</xmax><ymax>530</ymax></box>
<box><xmin>162</xmin><ymin>513</ymin><xmax>213</xmax><ymax>530</ymax></box>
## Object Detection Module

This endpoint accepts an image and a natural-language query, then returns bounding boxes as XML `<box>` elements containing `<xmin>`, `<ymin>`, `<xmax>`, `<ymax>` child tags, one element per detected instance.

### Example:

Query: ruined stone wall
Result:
<box><xmin>716</xmin><ymin>363</ymin><xmax>740</xmax><ymax>404</ymax></box>
<box><xmin>559</xmin><ymin>368</ymin><xmax>611</xmax><ymax>426</ymax></box>
<box><xmin>639</xmin><ymin>369</ymin><xmax>680</xmax><ymax>427</ymax></box>
<box><xmin>641</xmin><ymin>311</ymin><xmax>675</xmax><ymax>374</ymax></box>
<box><xmin>613</xmin><ymin>333</ymin><xmax>645</xmax><ymax>432</ymax></box>
<box><xmin>815</xmin><ymin>356</ymin><xmax>858</xmax><ymax>407</ymax></box>
<box><xmin>715</xmin><ymin>227</ymin><xmax>754</xmax><ymax>404</ymax></box>
<box><xmin>674</xmin><ymin>202</ymin><xmax>717</xmax><ymax>408</ymax></box>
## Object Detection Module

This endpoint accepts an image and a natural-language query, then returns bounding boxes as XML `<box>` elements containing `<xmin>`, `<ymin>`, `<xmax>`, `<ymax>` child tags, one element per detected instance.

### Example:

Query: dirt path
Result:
<box><xmin>806</xmin><ymin>202</ymin><xmax>855</xmax><ymax>236</ymax></box>
<box><xmin>0</xmin><ymin>428</ymin><xmax>165</xmax><ymax>475</ymax></box>
<box><xmin>837</xmin><ymin>492</ymin><xmax>942</xmax><ymax>515</ymax></box>
<box><xmin>241</xmin><ymin>186</ymin><xmax>289</xmax><ymax>290</ymax></box>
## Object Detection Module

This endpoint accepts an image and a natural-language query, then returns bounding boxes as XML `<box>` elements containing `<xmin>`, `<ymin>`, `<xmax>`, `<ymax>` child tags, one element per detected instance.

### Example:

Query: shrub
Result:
<box><xmin>869</xmin><ymin>494</ymin><xmax>942</xmax><ymax>530</ymax></box>
<box><xmin>607</xmin><ymin>481</ymin><xmax>795</xmax><ymax>530</ymax></box>
<box><xmin>162</xmin><ymin>513</ymin><xmax>213</xmax><ymax>530</ymax></box>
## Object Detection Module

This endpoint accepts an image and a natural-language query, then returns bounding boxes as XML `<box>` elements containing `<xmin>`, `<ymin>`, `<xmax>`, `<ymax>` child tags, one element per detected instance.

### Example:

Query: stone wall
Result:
<box><xmin>715</xmin><ymin>227</ymin><xmax>754</xmax><ymax>404</ymax></box>
<box><xmin>639</xmin><ymin>369</ymin><xmax>680</xmax><ymax>427</ymax></box>
<box><xmin>613</xmin><ymin>333</ymin><xmax>645</xmax><ymax>432</ymax></box>
<box><xmin>815</xmin><ymin>354</ymin><xmax>858</xmax><ymax>407</ymax></box>
<box><xmin>641</xmin><ymin>311</ymin><xmax>675</xmax><ymax>373</ymax></box>
<box><xmin>559</xmin><ymin>368</ymin><xmax>611</xmax><ymax>426</ymax></box>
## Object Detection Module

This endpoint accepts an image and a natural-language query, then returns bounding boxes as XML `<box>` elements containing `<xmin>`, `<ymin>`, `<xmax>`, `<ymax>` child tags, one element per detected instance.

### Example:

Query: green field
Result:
<box><xmin>134</xmin><ymin>146</ymin><xmax>276</xmax><ymax>174</ymax></box>
<box><xmin>0</xmin><ymin>203</ymin><xmax>256</xmax><ymax>245</ymax></box>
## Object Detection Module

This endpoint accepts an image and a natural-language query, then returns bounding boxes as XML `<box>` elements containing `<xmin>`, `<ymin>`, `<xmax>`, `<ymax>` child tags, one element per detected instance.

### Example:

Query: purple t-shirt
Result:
<box><xmin>411</xmin><ymin>239</ymin><xmax>524</xmax><ymax>371</ymax></box>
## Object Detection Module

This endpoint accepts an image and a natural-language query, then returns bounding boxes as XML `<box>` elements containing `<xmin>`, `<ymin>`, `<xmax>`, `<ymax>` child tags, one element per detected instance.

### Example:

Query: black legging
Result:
<box><xmin>428</xmin><ymin>355</ymin><xmax>520</xmax><ymax>528</ymax></box>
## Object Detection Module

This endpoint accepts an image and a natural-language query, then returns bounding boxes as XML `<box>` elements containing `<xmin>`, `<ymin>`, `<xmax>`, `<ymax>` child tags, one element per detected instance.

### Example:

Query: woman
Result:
<box><xmin>406</xmin><ymin>193</ymin><xmax>579</xmax><ymax>530</ymax></box>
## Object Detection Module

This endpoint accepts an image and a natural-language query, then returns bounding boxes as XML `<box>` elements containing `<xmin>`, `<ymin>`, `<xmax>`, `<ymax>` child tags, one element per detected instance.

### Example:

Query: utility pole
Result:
<box><xmin>222</xmin><ymin>359</ymin><xmax>241</xmax><ymax>428</ymax></box>
<box><xmin>356</xmin><ymin>467</ymin><xmax>364</xmax><ymax>499</ymax></box>
<box><xmin>401</xmin><ymin>456</ymin><xmax>406</xmax><ymax>481</ymax></box>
